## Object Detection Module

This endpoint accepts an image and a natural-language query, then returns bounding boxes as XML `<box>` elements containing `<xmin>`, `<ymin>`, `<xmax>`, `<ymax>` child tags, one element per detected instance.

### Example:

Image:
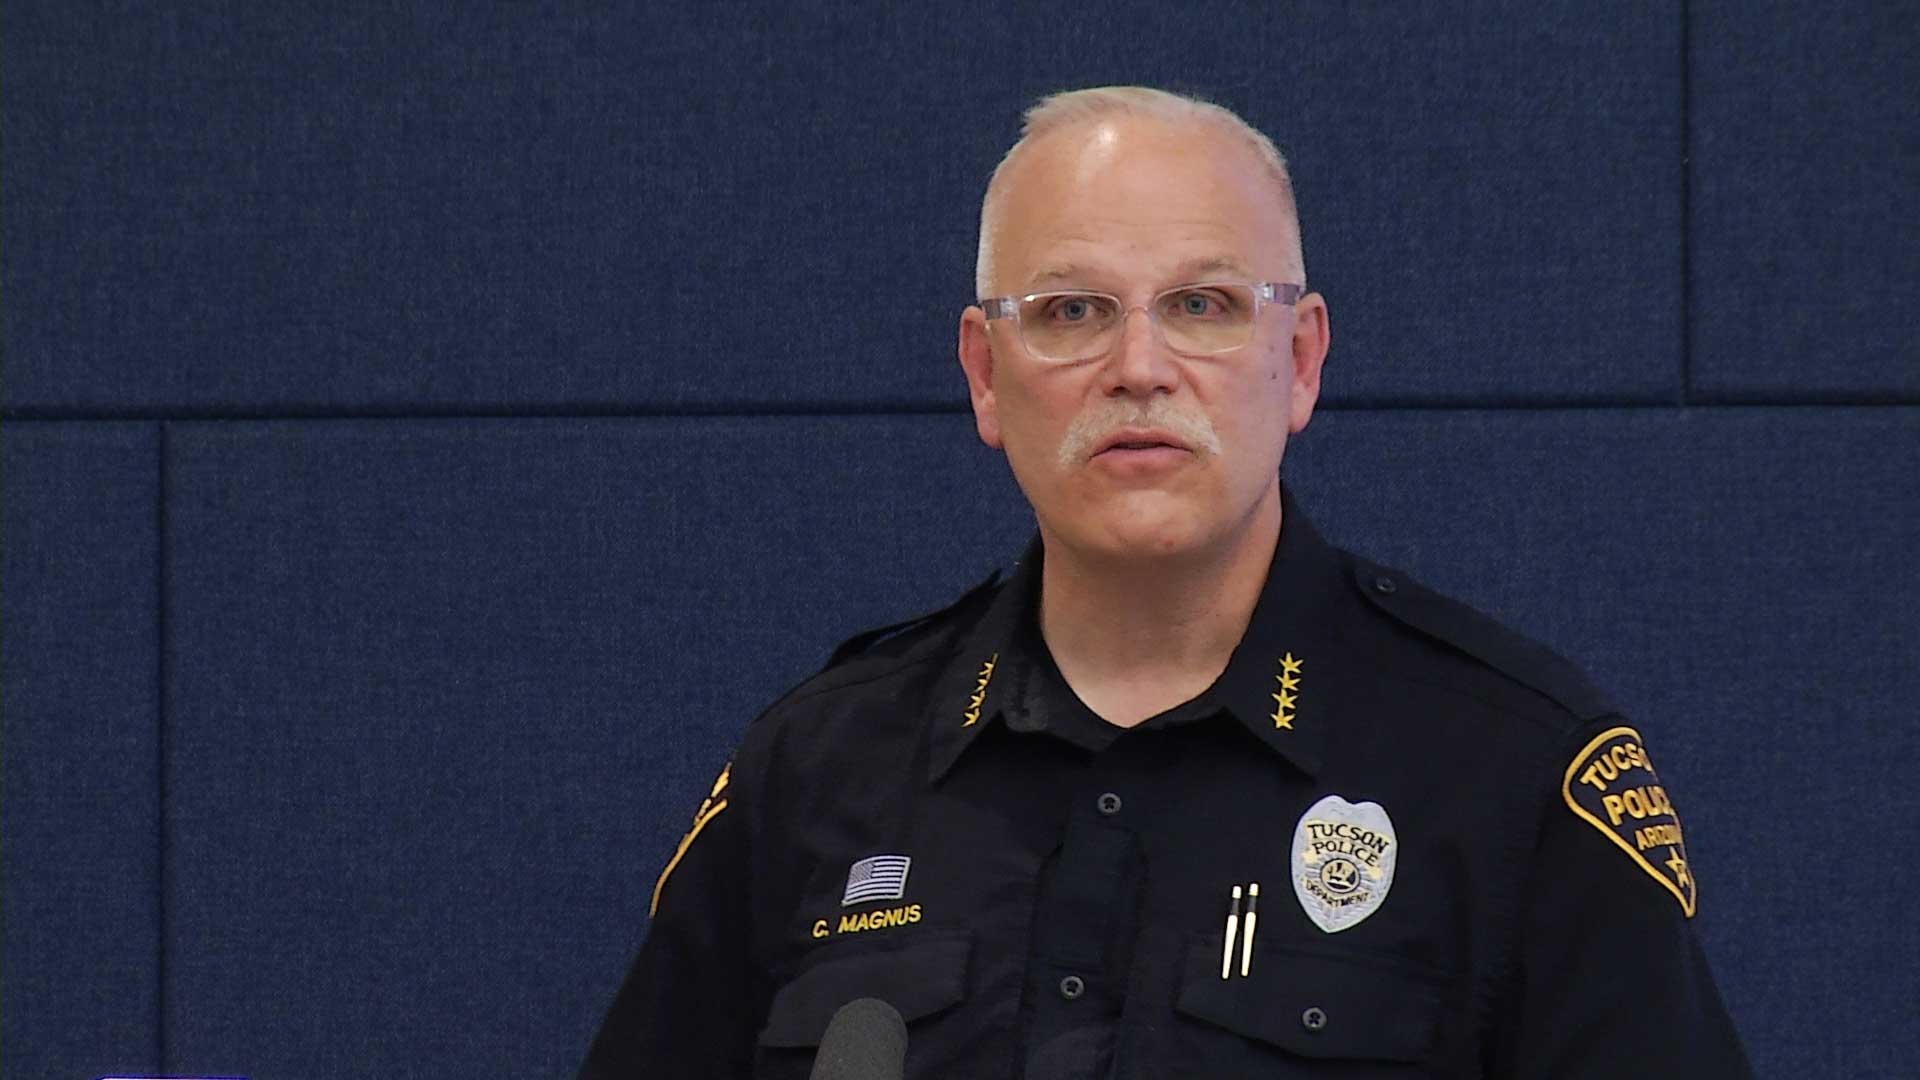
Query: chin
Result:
<box><xmin>1084</xmin><ymin>499</ymin><xmax>1218</xmax><ymax>559</ymax></box>
<box><xmin>1051</xmin><ymin>477</ymin><xmax>1280</xmax><ymax>564</ymax></box>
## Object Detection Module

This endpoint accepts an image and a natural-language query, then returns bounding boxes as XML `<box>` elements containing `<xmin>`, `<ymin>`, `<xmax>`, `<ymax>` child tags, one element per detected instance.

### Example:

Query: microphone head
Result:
<box><xmin>809</xmin><ymin>997</ymin><xmax>907</xmax><ymax>1080</ymax></box>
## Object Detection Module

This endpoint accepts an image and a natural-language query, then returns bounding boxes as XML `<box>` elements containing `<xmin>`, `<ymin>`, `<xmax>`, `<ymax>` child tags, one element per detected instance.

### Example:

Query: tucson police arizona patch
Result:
<box><xmin>1562</xmin><ymin>726</ymin><xmax>1697</xmax><ymax>917</ymax></box>
<box><xmin>1291</xmin><ymin>794</ymin><xmax>1398</xmax><ymax>933</ymax></box>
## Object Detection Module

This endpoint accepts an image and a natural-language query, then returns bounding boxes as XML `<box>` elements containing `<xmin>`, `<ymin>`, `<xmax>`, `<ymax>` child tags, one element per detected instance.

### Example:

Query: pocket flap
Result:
<box><xmin>1175</xmin><ymin>940</ymin><xmax>1444</xmax><ymax>1062</ymax></box>
<box><xmin>759</xmin><ymin>933</ymin><xmax>971</xmax><ymax>1049</ymax></box>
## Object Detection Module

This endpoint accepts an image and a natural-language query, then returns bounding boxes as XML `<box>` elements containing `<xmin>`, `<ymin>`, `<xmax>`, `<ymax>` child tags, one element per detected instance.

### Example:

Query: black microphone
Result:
<box><xmin>808</xmin><ymin>997</ymin><xmax>907</xmax><ymax>1080</ymax></box>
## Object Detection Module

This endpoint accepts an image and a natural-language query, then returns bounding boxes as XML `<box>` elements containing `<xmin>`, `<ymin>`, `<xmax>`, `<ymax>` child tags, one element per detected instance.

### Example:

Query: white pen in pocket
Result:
<box><xmin>1240</xmin><ymin>882</ymin><xmax>1260</xmax><ymax>976</ymax></box>
<box><xmin>1220</xmin><ymin>884</ymin><xmax>1243</xmax><ymax>980</ymax></box>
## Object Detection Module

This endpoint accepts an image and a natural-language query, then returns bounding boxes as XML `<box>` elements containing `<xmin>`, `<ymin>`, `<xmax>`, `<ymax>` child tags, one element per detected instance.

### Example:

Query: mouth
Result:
<box><xmin>1092</xmin><ymin>428</ymin><xmax>1192</xmax><ymax>458</ymax></box>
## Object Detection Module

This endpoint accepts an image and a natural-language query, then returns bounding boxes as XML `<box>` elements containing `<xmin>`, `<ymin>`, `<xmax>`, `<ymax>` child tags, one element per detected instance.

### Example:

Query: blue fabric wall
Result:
<box><xmin>4</xmin><ymin>3</ymin><xmax>1915</xmax><ymax>1078</ymax></box>
<box><xmin>2</xmin><ymin>424</ymin><xmax>162</xmax><ymax>1076</ymax></box>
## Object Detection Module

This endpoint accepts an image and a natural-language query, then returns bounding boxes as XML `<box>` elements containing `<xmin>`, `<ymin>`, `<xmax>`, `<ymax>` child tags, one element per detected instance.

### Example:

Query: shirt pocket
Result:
<box><xmin>1169</xmin><ymin>935</ymin><xmax>1447</xmax><ymax>1076</ymax></box>
<box><xmin>755</xmin><ymin>931</ymin><xmax>972</xmax><ymax>1077</ymax></box>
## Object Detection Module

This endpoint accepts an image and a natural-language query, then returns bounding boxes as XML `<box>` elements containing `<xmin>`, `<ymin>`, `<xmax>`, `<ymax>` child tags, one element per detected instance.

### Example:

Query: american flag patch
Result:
<box><xmin>842</xmin><ymin>854</ymin><xmax>912</xmax><ymax>906</ymax></box>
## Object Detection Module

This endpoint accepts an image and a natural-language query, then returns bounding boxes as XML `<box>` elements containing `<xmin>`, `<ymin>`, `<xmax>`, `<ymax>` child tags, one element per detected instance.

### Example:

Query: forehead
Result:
<box><xmin>993</xmin><ymin>116</ymin><xmax>1289</xmax><ymax>291</ymax></box>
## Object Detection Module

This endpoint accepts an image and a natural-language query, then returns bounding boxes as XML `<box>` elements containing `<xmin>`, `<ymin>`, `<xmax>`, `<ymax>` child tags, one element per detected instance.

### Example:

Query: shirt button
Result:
<box><xmin>1302</xmin><ymin>1006</ymin><xmax>1328</xmax><ymax>1032</ymax></box>
<box><xmin>1096</xmin><ymin>792</ymin><xmax>1123</xmax><ymax>816</ymax></box>
<box><xmin>1058</xmin><ymin>974</ymin><xmax>1086</xmax><ymax>1000</ymax></box>
<box><xmin>1373</xmin><ymin>575</ymin><xmax>1397</xmax><ymax>595</ymax></box>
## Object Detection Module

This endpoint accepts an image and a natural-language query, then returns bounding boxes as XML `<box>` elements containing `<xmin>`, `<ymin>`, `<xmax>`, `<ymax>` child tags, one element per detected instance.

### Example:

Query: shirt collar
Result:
<box><xmin>927</xmin><ymin>486</ymin><xmax>1346</xmax><ymax>782</ymax></box>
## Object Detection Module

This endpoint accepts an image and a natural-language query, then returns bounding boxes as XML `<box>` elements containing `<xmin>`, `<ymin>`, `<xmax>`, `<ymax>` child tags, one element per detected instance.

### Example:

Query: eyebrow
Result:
<box><xmin>1027</xmin><ymin>264</ymin><xmax>1092</xmax><ymax>289</ymax></box>
<box><xmin>1179</xmin><ymin>255</ymin><xmax>1251</xmax><ymax>280</ymax></box>
<box><xmin>1023</xmin><ymin>255</ymin><xmax>1254</xmax><ymax>292</ymax></box>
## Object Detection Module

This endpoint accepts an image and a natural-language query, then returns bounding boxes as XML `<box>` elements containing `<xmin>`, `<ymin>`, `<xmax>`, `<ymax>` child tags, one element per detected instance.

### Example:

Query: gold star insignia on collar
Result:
<box><xmin>962</xmin><ymin>653</ymin><xmax>997</xmax><ymax>727</ymax></box>
<box><xmin>1271</xmin><ymin>698</ymin><xmax>1295</xmax><ymax>730</ymax></box>
<box><xmin>1270</xmin><ymin>653</ymin><xmax>1304</xmax><ymax>731</ymax></box>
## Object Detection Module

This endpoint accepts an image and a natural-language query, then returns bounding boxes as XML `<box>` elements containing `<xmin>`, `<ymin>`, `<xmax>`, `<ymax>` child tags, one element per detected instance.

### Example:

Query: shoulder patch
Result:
<box><xmin>1561</xmin><ymin>727</ymin><xmax>1696</xmax><ymax>917</ymax></box>
<box><xmin>650</xmin><ymin>760</ymin><xmax>731</xmax><ymax>918</ymax></box>
<box><xmin>1351</xmin><ymin>559</ymin><xmax>1615</xmax><ymax>722</ymax></box>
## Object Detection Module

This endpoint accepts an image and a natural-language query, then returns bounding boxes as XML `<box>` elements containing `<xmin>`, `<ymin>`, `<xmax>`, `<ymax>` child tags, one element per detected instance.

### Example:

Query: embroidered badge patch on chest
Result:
<box><xmin>1562</xmin><ymin>726</ymin><xmax>1696</xmax><ymax>917</ymax></box>
<box><xmin>1291</xmin><ymin>795</ymin><xmax>1398</xmax><ymax>933</ymax></box>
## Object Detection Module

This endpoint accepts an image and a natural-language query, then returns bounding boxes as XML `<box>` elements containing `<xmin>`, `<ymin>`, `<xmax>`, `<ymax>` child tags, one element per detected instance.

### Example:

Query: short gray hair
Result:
<box><xmin>975</xmin><ymin>86</ymin><xmax>1305</xmax><ymax>300</ymax></box>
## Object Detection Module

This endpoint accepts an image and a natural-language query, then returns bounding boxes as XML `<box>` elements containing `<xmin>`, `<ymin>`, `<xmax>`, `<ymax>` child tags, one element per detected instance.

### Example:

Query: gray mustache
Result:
<box><xmin>1056</xmin><ymin>400</ymin><xmax>1224</xmax><ymax>465</ymax></box>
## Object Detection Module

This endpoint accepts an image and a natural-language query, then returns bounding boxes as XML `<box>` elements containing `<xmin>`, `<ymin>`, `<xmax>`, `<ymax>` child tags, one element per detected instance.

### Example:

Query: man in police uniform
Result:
<box><xmin>581</xmin><ymin>86</ymin><xmax>1751</xmax><ymax>1078</ymax></box>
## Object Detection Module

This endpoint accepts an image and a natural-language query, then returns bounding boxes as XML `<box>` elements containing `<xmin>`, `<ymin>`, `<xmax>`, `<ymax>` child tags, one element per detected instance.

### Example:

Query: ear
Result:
<box><xmin>1285</xmin><ymin>291</ymin><xmax>1331</xmax><ymax>435</ymax></box>
<box><xmin>957</xmin><ymin>306</ymin><xmax>1005</xmax><ymax>449</ymax></box>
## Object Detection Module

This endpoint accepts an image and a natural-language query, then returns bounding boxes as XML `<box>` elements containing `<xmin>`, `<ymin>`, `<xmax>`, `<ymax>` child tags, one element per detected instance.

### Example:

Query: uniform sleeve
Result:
<box><xmin>1491</xmin><ymin>720</ymin><xmax>1752</xmax><ymax>1077</ymax></box>
<box><xmin>578</xmin><ymin>755</ymin><xmax>764</xmax><ymax>1079</ymax></box>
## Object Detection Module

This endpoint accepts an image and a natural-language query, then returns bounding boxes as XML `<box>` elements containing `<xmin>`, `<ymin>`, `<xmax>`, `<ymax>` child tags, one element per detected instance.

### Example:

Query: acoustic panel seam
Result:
<box><xmin>5</xmin><ymin>399</ymin><xmax>1920</xmax><ymax>424</ymax></box>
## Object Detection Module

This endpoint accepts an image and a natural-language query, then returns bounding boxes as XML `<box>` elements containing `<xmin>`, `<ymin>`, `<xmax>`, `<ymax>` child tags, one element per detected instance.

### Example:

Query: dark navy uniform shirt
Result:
<box><xmin>581</xmin><ymin>491</ymin><xmax>1751</xmax><ymax>1078</ymax></box>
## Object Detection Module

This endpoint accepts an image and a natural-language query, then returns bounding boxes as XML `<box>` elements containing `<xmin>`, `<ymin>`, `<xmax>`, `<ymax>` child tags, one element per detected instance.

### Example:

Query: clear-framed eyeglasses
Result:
<box><xmin>980</xmin><ymin>281</ymin><xmax>1304</xmax><ymax>363</ymax></box>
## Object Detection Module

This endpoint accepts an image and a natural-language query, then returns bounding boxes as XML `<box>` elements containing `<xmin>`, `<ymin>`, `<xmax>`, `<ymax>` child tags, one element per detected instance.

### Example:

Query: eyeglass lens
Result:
<box><xmin>1018</xmin><ymin>283</ymin><xmax>1260</xmax><ymax>362</ymax></box>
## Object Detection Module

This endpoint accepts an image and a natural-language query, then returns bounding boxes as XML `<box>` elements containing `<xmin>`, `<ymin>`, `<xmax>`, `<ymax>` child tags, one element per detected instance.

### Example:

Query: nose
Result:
<box><xmin>1102</xmin><ymin>305</ymin><xmax>1179</xmax><ymax>397</ymax></box>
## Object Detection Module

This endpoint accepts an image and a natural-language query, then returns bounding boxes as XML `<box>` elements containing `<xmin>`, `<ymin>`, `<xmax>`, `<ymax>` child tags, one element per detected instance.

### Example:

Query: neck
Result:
<box><xmin>1037</xmin><ymin>488</ymin><xmax>1282</xmax><ymax>728</ymax></box>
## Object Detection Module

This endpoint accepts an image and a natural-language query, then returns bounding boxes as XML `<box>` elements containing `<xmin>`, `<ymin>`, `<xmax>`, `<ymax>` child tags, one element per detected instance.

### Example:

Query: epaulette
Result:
<box><xmin>1348</xmin><ymin>556</ymin><xmax>1617</xmax><ymax>724</ymax></box>
<box><xmin>822</xmin><ymin>569</ymin><xmax>1004</xmax><ymax>670</ymax></box>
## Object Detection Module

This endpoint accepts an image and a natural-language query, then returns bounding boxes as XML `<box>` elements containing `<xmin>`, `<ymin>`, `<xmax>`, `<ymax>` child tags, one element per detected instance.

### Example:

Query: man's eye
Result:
<box><xmin>1179</xmin><ymin>292</ymin><xmax>1222</xmax><ymax>316</ymax></box>
<box><xmin>1049</xmin><ymin>296</ymin><xmax>1102</xmax><ymax>322</ymax></box>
